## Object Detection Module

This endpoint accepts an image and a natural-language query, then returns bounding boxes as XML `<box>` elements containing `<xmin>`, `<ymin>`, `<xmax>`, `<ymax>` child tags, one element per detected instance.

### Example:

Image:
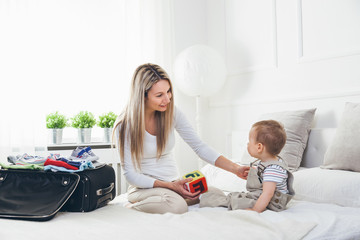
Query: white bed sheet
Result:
<box><xmin>263</xmin><ymin>200</ymin><xmax>360</xmax><ymax>240</ymax></box>
<box><xmin>1</xmin><ymin>195</ymin><xmax>359</xmax><ymax>240</ymax></box>
<box><xmin>190</xmin><ymin>199</ymin><xmax>360</xmax><ymax>240</ymax></box>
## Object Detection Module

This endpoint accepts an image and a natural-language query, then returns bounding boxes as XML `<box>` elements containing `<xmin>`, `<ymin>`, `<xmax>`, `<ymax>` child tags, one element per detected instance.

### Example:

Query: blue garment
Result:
<box><xmin>58</xmin><ymin>157</ymin><xmax>83</xmax><ymax>168</ymax></box>
<box><xmin>44</xmin><ymin>160</ymin><xmax>94</xmax><ymax>172</ymax></box>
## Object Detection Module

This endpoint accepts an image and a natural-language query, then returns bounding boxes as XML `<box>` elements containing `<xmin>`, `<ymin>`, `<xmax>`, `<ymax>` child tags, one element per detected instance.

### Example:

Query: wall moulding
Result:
<box><xmin>298</xmin><ymin>49</ymin><xmax>360</xmax><ymax>64</ymax></box>
<box><xmin>209</xmin><ymin>90</ymin><xmax>360</xmax><ymax>108</ymax></box>
<box><xmin>297</xmin><ymin>0</ymin><xmax>360</xmax><ymax>64</ymax></box>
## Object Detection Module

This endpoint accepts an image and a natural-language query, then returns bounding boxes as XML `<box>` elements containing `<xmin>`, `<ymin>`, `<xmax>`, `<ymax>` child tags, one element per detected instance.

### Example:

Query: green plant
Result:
<box><xmin>71</xmin><ymin>111</ymin><xmax>96</xmax><ymax>128</ymax></box>
<box><xmin>46</xmin><ymin>111</ymin><xmax>68</xmax><ymax>129</ymax></box>
<box><xmin>97</xmin><ymin>111</ymin><xmax>117</xmax><ymax>128</ymax></box>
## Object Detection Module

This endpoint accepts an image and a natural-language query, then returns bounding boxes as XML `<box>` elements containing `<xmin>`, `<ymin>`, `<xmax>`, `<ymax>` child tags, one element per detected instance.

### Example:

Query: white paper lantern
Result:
<box><xmin>173</xmin><ymin>45</ymin><xmax>227</xmax><ymax>97</ymax></box>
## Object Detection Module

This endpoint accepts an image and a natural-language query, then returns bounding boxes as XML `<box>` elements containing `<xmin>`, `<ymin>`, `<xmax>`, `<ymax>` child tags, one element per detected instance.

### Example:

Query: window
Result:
<box><xmin>0</xmin><ymin>0</ymin><xmax>173</xmax><ymax>159</ymax></box>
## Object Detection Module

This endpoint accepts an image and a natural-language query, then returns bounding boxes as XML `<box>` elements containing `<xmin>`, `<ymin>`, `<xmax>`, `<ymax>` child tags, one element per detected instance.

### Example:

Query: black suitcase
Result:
<box><xmin>0</xmin><ymin>169</ymin><xmax>80</xmax><ymax>221</ymax></box>
<box><xmin>61</xmin><ymin>164</ymin><xmax>116</xmax><ymax>212</ymax></box>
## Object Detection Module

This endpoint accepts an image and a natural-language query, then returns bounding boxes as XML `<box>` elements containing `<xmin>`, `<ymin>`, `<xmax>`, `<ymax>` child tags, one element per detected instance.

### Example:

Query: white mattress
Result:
<box><xmin>189</xmin><ymin>198</ymin><xmax>360</xmax><ymax>240</ymax></box>
<box><xmin>1</xmin><ymin>194</ymin><xmax>359</xmax><ymax>240</ymax></box>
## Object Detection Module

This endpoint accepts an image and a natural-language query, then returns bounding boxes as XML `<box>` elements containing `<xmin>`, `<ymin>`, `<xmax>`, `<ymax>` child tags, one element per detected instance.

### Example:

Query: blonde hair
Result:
<box><xmin>113</xmin><ymin>63</ymin><xmax>174</xmax><ymax>170</ymax></box>
<box><xmin>252</xmin><ymin>120</ymin><xmax>286</xmax><ymax>156</ymax></box>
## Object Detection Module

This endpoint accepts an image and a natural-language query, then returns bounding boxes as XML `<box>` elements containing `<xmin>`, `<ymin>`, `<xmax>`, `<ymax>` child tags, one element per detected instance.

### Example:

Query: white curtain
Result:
<box><xmin>0</xmin><ymin>0</ymin><xmax>174</xmax><ymax>160</ymax></box>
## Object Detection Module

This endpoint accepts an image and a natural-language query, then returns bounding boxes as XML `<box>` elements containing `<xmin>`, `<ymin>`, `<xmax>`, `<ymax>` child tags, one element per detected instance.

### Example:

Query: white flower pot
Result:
<box><xmin>48</xmin><ymin>128</ymin><xmax>63</xmax><ymax>145</ymax></box>
<box><xmin>77</xmin><ymin>128</ymin><xmax>92</xmax><ymax>144</ymax></box>
<box><xmin>103</xmin><ymin>128</ymin><xmax>112</xmax><ymax>143</ymax></box>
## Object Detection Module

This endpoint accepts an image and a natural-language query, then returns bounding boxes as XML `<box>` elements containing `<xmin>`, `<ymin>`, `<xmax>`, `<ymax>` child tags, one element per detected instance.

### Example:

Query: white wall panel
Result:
<box><xmin>225</xmin><ymin>0</ymin><xmax>277</xmax><ymax>74</ymax></box>
<box><xmin>299</xmin><ymin>0</ymin><xmax>360</xmax><ymax>62</ymax></box>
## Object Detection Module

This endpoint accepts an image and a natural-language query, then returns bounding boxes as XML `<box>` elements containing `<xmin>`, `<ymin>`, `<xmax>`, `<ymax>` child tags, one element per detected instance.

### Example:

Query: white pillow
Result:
<box><xmin>241</xmin><ymin>108</ymin><xmax>316</xmax><ymax>172</ymax></box>
<box><xmin>322</xmin><ymin>102</ymin><xmax>360</xmax><ymax>172</ymax></box>
<box><xmin>292</xmin><ymin>167</ymin><xmax>360</xmax><ymax>207</ymax></box>
<box><xmin>201</xmin><ymin>163</ymin><xmax>247</xmax><ymax>193</ymax></box>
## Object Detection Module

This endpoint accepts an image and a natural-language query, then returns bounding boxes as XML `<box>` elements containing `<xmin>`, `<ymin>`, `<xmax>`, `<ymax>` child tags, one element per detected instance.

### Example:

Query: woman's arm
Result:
<box><xmin>174</xmin><ymin>107</ymin><xmax>221</xmax><ymax>165</ymax></box>
<box><xmin>247</xmin><ymin>181</ymin><xmax>276</xmax><ymax>213</ymax></box>
<box><xmin>174</xmin><ymin>107</ymin><xmax>249</xmax><ymax>179</ymax></box>
<box><xmin>214</xmin><ymin>155</ymin><xmax>250</xmax><ymax>179</ymax></box>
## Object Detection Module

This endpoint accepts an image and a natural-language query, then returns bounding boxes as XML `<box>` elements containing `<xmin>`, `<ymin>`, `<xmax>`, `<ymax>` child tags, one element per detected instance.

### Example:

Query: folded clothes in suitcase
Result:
<box><xmin>0</xmin><ymin>164</ymin><xmax>116</xmax><ymax>220</ymax></box>
<box><xmin>0</xmin><ymin>169</ymin><xmax>79</xmax><ymax>221</ymax></box>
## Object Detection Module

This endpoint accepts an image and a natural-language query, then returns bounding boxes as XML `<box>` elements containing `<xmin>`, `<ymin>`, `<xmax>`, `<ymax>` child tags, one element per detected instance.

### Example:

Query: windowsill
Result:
<box><xmin>47</xmin><ymin>142</ymin><xmax>115</xmax><ymax>151</ymax></box>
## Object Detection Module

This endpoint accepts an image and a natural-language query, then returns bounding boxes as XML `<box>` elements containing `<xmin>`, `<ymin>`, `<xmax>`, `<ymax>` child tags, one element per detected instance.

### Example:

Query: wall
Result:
<box><xmin>172</xmin><ymin>0</ymin><xmax>210</xmax><ymax>174</ymax></box>
<box><xmin>199</xmin><ymin>0</ymin><xmax>360</xmax><ymax>159</ymax></box>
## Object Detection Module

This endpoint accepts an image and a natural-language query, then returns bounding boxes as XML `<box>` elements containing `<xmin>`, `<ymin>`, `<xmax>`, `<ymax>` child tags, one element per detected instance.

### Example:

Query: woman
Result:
<box><xmin>114</xmin><ymin>63</ymin><xmax>249</xmax><ymax>214</ymax></box>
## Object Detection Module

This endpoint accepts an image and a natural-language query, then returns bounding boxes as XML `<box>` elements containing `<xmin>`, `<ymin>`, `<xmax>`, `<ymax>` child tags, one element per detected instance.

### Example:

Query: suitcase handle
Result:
<box><xmin>96</xmin><ymin>193</ymin><xmax>113</xmax><ymax>209</ymax></box>
<box><xmin>96</xmin><ymin>182</ymin><xmax>114</xmax><ymax>196</ymax></box>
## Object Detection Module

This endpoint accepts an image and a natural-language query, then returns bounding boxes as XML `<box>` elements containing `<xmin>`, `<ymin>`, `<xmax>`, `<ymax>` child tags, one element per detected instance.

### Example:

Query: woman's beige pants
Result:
<box><xmin>127</xmin><ymin>186</ymin><xmax>188</xmax><ymax>214</ymax></box>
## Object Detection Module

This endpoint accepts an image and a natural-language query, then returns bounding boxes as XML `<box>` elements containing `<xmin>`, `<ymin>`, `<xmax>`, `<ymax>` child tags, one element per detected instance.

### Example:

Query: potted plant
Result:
<box><xmin>97</xmin><ymin>111</ymin><xmax>117</xmax><ymax>143</ymax></box>
<box><xmin>71</xmin><ymin>111</ymin><xmax>96</xmax><ymax>143</ymax></box>
<box><xmin>46</xmin><ymin>111</ymin><xmax>68</xmax><ymax>144</ymax></box>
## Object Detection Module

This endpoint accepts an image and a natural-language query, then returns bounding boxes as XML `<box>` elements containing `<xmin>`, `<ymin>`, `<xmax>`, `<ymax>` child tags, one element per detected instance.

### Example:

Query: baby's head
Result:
<box><xmin>250</xmin><ymin>120</ymin><xmax>286</xmax><ymax>157</ymax></box>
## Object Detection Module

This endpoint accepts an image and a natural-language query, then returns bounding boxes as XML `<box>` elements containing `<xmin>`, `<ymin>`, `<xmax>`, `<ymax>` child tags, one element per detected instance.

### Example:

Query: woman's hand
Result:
<box><xmin>215</xmin><ymin>155</ymin><xmax>250</xmax><ymax>180</ymax></box>
<box><xmin>235</xmin><ymin>165</ymin><xmax>250</xmax><ymax>180</ymax></box>
<box><xmin>169</xmin><ymin>178</ymin><xmax>201</xmax><ymax>200</ymax></box>
<box><xmin>154</xmin><ymin>178</ymin><xmax>200</xmax><ymax>200</ymax></box>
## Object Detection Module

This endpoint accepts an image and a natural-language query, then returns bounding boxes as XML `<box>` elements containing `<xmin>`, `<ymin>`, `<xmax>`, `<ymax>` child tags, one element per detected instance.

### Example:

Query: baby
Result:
<box><xmin>200</xmin><ymin>120</ymin><xmax>295</xmax><ymax>212</ymax></box>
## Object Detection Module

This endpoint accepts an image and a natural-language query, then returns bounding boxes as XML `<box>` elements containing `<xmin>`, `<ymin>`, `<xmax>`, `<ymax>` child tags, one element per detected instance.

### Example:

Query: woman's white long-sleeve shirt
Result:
<box><xmin>118</xmin><ymin>107</ymin><xmax>221</xmax><ymax>189</ymax></box>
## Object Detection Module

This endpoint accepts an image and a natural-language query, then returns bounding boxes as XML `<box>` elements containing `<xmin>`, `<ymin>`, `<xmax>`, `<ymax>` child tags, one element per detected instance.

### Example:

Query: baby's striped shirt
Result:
<box><xmin>258</xmin><ymin>161</ymin><xmax>289</xmax><ymax>194</ymax></box>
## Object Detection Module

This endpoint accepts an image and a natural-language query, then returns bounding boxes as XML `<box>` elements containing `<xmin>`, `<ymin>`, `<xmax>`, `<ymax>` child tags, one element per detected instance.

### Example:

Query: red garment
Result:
<box><xmin>44</xmin><ymin>159</ymin><xmax>78</xmax><ymax>170</ymax></box>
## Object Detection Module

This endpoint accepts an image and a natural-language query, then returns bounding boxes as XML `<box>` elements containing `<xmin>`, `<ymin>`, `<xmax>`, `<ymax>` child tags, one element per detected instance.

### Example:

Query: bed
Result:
<box><xmin>1</xmin><ymin>103</ymin><xmax>360</xmax><ymax>240</ymax></box>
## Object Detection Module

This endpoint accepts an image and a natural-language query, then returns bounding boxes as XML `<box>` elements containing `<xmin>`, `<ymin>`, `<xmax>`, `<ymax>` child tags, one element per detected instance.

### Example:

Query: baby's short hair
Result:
<box><xmin>252</xmin><ymin>120</ymin><xmax>286</xmax><ymax>156</ymax></box>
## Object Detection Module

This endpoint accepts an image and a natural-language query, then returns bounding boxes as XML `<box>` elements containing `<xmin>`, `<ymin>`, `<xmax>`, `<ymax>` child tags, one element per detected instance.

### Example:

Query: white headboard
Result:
<box><xmin>301</xmin><ymin>128</ymin><xmax>336</xmax><ymax>168</ymax></box>
<box><xmin>231</xmin><ymin>128</ymin><xmax>337</xmax><ymax>168</ymax></box>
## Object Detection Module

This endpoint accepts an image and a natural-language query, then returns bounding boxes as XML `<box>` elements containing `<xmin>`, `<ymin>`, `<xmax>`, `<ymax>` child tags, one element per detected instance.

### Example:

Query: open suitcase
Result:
<box><xmin>0</xmin><ymin>164</ymin><xmax>115</xmax><ymax>221</ymax></box>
